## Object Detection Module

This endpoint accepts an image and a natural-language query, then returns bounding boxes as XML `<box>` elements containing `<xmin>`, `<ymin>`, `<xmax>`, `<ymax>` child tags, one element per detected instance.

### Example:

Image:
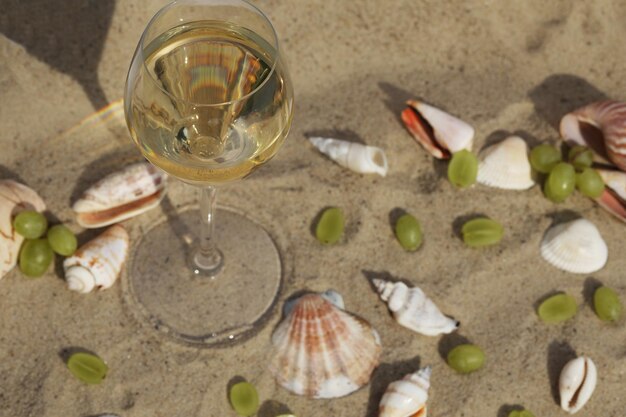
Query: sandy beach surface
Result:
<box><xmin>1</xmin><ymin>1</ymin><xmax>626</xmax><ymax>416</ymax></box>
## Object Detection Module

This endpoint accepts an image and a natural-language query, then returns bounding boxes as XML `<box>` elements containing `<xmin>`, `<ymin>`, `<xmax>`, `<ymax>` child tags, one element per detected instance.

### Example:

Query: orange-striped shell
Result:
<box><xmin>269</xmin><ymin>291</ymin><xmax>382</xmax><ymax>399</ymax></box>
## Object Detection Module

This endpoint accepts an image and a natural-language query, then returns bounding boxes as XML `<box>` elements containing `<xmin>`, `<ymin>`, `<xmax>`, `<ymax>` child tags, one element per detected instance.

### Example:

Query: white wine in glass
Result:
<box><xmin>124</xmin><ymin>0</ymin><xmax>293</xmax><ymax>346</ymax></box>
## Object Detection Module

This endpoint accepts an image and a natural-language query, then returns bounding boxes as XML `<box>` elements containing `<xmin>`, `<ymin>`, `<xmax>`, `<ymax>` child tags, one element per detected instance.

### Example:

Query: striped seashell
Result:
<box><xmin>269</xmin><ymin>290</ymin><xmax>382</xmax><ymax>399</ymax></box>
<box><xmin>0</xmin><ymin>180</ymin><xmax>46</xmax><ymax>279</ymax></box>
<box><xmin>309</xmin><ymin>137</ymin><xmax>389</xmax><ymax>177</ymax></box>
<box><xmin>379</xmin><ymin>366</ymin><xmax>431</xmax><ymax>417</ymax></box>
<box><xmin>477</xmin><ymin>136</ymin><xmax>535</xmax><ymax>190</ymax></box>
<box><xmin>560</xmin><ymin>100</ymin><xmax>626</xmax><ymax>171</ymax></box>
<box><xmin>73</xmin><ymin>162</ymin><xmax>166</xmax><ymax>228</ymax></box>
<box><xmin>594</xmin><ymin>169</ymin><xmax>626</xmax><ymax>222</ymax></box>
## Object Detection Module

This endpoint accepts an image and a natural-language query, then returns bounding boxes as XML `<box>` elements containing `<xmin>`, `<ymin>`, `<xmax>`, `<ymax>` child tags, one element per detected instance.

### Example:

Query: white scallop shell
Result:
<box><xmin>269</xmin><ymin>290</ymin><xmax>382</xmax><ymax>398</ymax></box>
<box><xmin>0</xmin><ymin>180</ymin><xmax>46</xmax><ymax>279</ymax></box>
<box><xmin>540</xmin><ymin>219</ymin><xmax>608</xmax><ymax>274</ymax></box>
<box><xmin>402</xmin><ymin>100</ymin><xmax>474</xmax><ymax>159</ymax></box>
<box><xmin>373</xmin><ymin>279</ymin><xmax>458</xmax><ymax>336</ymax></box>
<box><xmin>559</xmin><ymin>356</ymin><xmax>597</xmax><ymax>414</ymax></box>
<box><xmin>309</xmin><ymin>137</ymin><xmax>388</xmax><ymax>177</ymax></box>
<box><xmin>73</xmin><ymin>162</ymin><xmax>166</xmax><ymax>228</ymax></box>
<box><xmin>476</xmin><ymin>136</ymin><xmax>535</xmax><ymax>190</ymax></box>
<box><xmin>379</xmin><ymin>366</ymin><xmax>431</xmax><ymax>417</ymax></box>
<box><xmin>63</xmin><ymin>224</ymin><xmax>129</xmax><ymax>293</ymax></box>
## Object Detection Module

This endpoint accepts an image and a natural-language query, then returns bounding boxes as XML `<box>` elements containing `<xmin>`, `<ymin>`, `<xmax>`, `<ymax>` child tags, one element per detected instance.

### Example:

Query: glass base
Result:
<box><xmin>124</xmin><ymin>207</ymin><xmax>282</xmax><ymax>347</ymax></box>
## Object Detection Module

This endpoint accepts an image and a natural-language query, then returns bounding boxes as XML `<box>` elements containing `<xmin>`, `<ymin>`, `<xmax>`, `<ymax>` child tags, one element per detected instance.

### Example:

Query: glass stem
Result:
<box><xmin>192</xmin><ymin>186</ymin><xmax>224</xmax><ymax>276</ymax></box>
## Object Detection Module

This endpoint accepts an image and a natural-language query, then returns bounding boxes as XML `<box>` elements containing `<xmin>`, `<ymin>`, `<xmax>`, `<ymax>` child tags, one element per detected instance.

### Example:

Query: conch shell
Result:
<box><xmin>63</xmin><ymin>224</ymin><xmax>129</xmax><ymax>293</ymax></box>
<box><xmin>401</xmin><ymin>100</ymin><xmax>474</xmax><ymax>159</ymax></box>
<box><xmin>373</xmin><ymin>279</ymin><xmax>458</xmax><ymax>336</ymax></box>
<box><xmin>476</xmin><ymin>136</ymin><xmax>535</xmax><ymax>190</ymax></box>
<box><xmin>378</xmin><ymin>366</ymin><xmax>431</xmax><ymax>417</ymax></box>
<box><xmin>309</xmin><ymin>136</ymin><xmax>388</xmax><ymax>177</ymax></box>
<box><xmin>0</xmin><ymin>180</ymin><xmax>46</xmax><ymax>279</ymax></box>
<box><xmin>560</xmin><ymin>100</ymin><xmax>626</xmax><ymax>171</ymax></box>
<box><xmin>559</xmin><ymin>356</ymin><xmax>597</xmax><ymax>414</ymax></box>
<box><xmin>73</xmin><ymin>162</ymin><xmax>166</xmax><ymax>228</ymax></box>
<box><xmin>269</xmin><ymin>290</ymin><xmax>382</xmax><ymax>398</ymax></box>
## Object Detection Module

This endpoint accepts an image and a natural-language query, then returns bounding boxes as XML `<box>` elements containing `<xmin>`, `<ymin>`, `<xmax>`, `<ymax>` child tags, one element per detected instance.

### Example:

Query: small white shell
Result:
<box><xmin>63</xmin><ymin>224</ymin><xmax>129</xmax><ymax>293</ymax></box>
<box><xmin>594</xmin><ymin>169</ymin><xmax>626</xmax><ymax>222</ymax></box>
<box><xmin>476</xmin><ymin>136</ymin><xmax>535</xmax><ymax>190</ymax></box>
<box><xmin>373</xmin><ymin>279</ymin><xmax>458</xmax><ymax>336</ymax></box>
<box><xmin>0</xmin><ymin>180</ymin><xmax>46</xmax><ymax>279</ymax></box>
<box><xmin>540</xmin><ymin>219</ymin><xmax>608</xmax><ymax>274</ymax></box>
<box><xmin>559</xmin><ymin>356</ymin><xmax>597</xmax><ymax>414</ymax></box>
<box><xmin>73</xmin><ymin>162</ymin><xmax>166</xmax><ymax>228</ymax></box>
<box><xmin>379</xmin><ymin>366</ymin><xmax>430</xmax><ymax>417</ymax></box>
<box><xmin>309</xmin><ymin>137</ymin><xmax>388</xmax><ymax>177</ymax></box>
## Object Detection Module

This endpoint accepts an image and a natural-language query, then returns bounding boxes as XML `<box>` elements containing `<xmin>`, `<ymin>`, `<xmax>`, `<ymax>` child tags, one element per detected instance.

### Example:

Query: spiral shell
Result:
<box><xmin>476</xmin><ymin>136</ymin><xmax>535</xmax><ymax>190</ymax></box>
<box><xmin>373</xmin><ymin>279</ymin><xmax>458</xmax><ymax>336</ymax></box>
<box><xmin>63</xmin><ymin>224</ymin><xmax>129</xmax><ymax>293</ymax></box>
<box><xmin>0</xmin><ymin>180</ymin><xmax>46</xmax><ymax>279</ymax></box>
<box><xmin>378</xmin><ymin>366</ymin><xmax>431</xmax><ymax>417</ymax></box>
<box><xmin>560</xmin><ymin>356</ymin><xmax>597</xmax><ymax>414</ymax></box>
<box><xmin>73</xmin><ymin>162</ymin><xmax>166</xmax><ymax>228</ymax></box>
<box><xmin>269</xmin><ymin>290</ymin><xmax>382</xmax><ymax>398</ymax></box>
<box><xmin>309</xmin><ymin>137</ymin><xmax>388</xmax><ymax>177</ymax></box>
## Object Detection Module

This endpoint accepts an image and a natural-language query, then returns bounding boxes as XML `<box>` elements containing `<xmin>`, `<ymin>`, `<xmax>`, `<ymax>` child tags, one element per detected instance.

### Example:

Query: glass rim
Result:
<box><xmin>138</xmin><ymin>0</ymin><xmax>281</xmax><ymax>108</ymax></box>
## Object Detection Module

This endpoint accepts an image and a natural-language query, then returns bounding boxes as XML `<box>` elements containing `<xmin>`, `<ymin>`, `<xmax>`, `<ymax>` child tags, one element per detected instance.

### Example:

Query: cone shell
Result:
<box><xmin>63</xmin><ymin>224</ymin><xmax>129</xmax><ymax>293</ymax></box>
<box><xmin>269</xmin><ymin>291</ymin><xmax>382</xmax><ymax>398</ymax></box>
<box><xmin>560</xmin><ymin>100</ymin><xmax>626</xmax><ymax>170</ymax></box>
<box><xmin>540</xmin><ymin>219</ymin><xmax>608</xmax><ymax>274</ymax></box>
<box><xmin>476</xmin><ymin>136</ymin><xmax>535</xmax><ymax>190</ymax></box>
<box><xmin>309</xmin><ymin>137</ymin><xmax>388</xmax><ymax>177</ymax></box>
<box><xmin>402</xmin><ymin>100</ymin><xmax>474</xmax><ymax>159</ymax></box>
<box><xmin>559</xmin><ymin>356</ymin><xmax>597</xmax><ymax>414</ymax></box>
<box><xmin>73</xmin><ymin>162</ymin><xmax>166</xmax><ymax>228</ymax></box>
<box><xmin>379</xmin><ymin>366</ymin><xmax>431</xmax><ymax>417</ymax></box>
<box><xmin>373</xmin><ymin>279</ymin><xmax>458</xmax><ymax>336</ymax></box>
<box><xmin>0</xmin><ymin>180</ymin><xmax>46</xmax><ymax>279</ymax></box>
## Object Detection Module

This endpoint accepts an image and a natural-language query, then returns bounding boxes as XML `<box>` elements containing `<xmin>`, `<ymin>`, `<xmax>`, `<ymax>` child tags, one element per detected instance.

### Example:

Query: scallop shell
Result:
<box><xmin>476</xmin><ymin>136</ymin><xmax>535</xmax><ymax>190</ymax></box>
<box><xmin>560</xmin><ymin>100</ymin><xmax>626</xmax><ymax>170</ymax></box>
<box><xmin>73</xmin><ymin>162</ymin><xmax>166</xmax><ymax>228</ymax></box>
<box><xmin>0</xmin><ymin>180</ymin><xmax>46</xmax><ymax>279</ymax></box>
<box><xmin>540</xmin><ymin>219</ymin><xmax>608</xmax><ymax>274</ymax></box>
<box><xmin>559</xmin><ymin>356</ymin><xmax>597</xmax><ymax>414</ymax></box>
<box><xmin>373</xmin><ymin>279</ymin><xmax>458</xmax><ymax>336</ymax></box>
<box><xmin>402</xmin><ymin>100</ymin><xmax>474</xmax><ymax>159</ymax></box>
<box><xmin>309</xmin><ymin>137</ymin><xmax>388</xmax><ymax>177</ymax></box>
<box><xmin>63</xmin><ymin>224</ymin><xmax>129</xmax><ymax>293</ymax></box>
<box><xmin>379</xmin><ymin>366</ymin><xmax>431</xmax><ymax>417</ymax></box>
<box><xmin>269</xmin><ymin>290</ymin><xmax>382</xmax><ymax>399</ymax></box>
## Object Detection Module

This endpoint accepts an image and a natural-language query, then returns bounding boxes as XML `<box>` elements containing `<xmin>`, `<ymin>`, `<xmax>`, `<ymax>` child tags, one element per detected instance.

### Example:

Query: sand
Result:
<box><xmin>1</xmin><ymin>0</ymin><xmax>626</xmax><ymax>416</ymax></box>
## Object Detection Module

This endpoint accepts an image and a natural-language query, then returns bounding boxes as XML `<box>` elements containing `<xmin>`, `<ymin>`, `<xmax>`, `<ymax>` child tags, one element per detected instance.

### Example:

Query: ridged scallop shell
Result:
<box><xmin>560</xmin><ymin>100</ymin><xmax>626</xmax><ymax>171</ymax></box>
<box><xmin>540</xmin><ymin>219</ymin><xmax>608</xmax><ymax>274</ymax></box>
<box><xmin>401</xmin><ymin>100</ymin><xmax>474</xmax><ymax>159</ymax></box>
<box><xmin>373</xmin><ymin>279</ymin><xmax>458</xmax><ymax>336</ymax></box>
<box><xmin>269</xmin><ymin>290</ymin><xmax>382</xmax><ymax>399</ymax></box>
<box><xmin>309</xmin><ymin>137</ymin><xmax>388</xmax><ymax>177</ymax></box>
<box><xmin>476</xmin><ymin>136</ymin><xmax>535</xmax><ymax>190</ymax></box>
<box><xmin>595</xmin><ymin>169</ymin><xmax>626</xmax><ymax>222</ymax></box>
<box><xmin>63</xmin><ymin>224</ymin><xmax>129</xmax><ymax>293</ymax></box>
<box><xmin>73</xmin><ymin>162</ymin><xmax>166</xmax><ymax>228</ymax></box>
<box><xmin>559</xmin><ymin>356</ymin><xmax>597</xmax><ymax>414</ymax></box>
<box><xmin>379</xmin><ymin>366</ymin><xmax>431</xmax><ymax>417</ymax></box>
<box><xmin>0</xmin><ymin>180</ymin><xmax>46</xmax><ymax>279</ymax></box>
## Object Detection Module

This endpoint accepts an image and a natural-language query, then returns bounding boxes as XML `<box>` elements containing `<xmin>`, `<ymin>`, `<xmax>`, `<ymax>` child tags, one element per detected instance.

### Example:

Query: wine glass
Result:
<box><xmin>123</xmin><ymin>0</ymin><xmax>293</xmax><ymax>346</ymax></box>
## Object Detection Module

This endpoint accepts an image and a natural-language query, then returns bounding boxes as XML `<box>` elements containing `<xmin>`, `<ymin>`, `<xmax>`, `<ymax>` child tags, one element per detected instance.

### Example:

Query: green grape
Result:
<box><xmin>13</xmin><ymin>210</ymin><xmax>48</xmax><ymax>239</ymax></box>
<box><xmin>229</xmin><ymin>381</ymin><xmax>259</xmax><ymax>417</ymax></box>
<box><xmin>544</xmin><ymin>162</ymin><xmax>575</xmax><ymax>202</ymax></box>
<box><xmin>447</xmin><ymin>150</ymin><xmax>478</xmax><ymax>188</ymax></box>
<box><xmin>530</xmin><ymin>144</ymin><xmax>562</xmax><ymax>173</ymax></box>
<box><xmin>315</xmin><ymin>207</ymin><xmax>344</xmax><ymax>245</ymax></box>
<box><xmin>47</xmin><ymin>225</ymin><xmax>78</xmax><ymax>256</ymax></box>
<box><xmin>67</xmin><ymin>352</ymin><xmax>108</xmax><ymax>384</ymax></box>
<box><xmin>576</xmin><ymin>168</ymin><xmax>605</xmax><ymax>198</ymax></box>
<box><xmin>593</xmin><ymin>286</ymin><xmax>622</xmax><ymax>322</ymax></box>
<box><xmin>394</xmin><ymin>213</ymin><xmax>422</xmax><ymax>251</ymax></box>
<box><xmin>461</xmin><ymin>218</ymin><xmax>504</xmax><ymax>247</ymax></box>
<box><xmin>447</xmin><ymin>344</ymin><xmax>485</xmax><ymax>373</ymax></box>
<box><xmin>508</xmin><ymin>410</ymin><xmax>535</xmax><ymax>417</ymax></box>
<box><xmin>19</xmin><ymin>239</ymin><xmax>54</xmax><ymax>278</ymax></box>
<box><xmin>537</xmin><ymin>293</ymin><xmax>577</xmax><ymax>323</ymax></box>
<box><xmin>568</xmin><ymin>145</ymin><xmax>593</xmax><ymax>171</ymax></box>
